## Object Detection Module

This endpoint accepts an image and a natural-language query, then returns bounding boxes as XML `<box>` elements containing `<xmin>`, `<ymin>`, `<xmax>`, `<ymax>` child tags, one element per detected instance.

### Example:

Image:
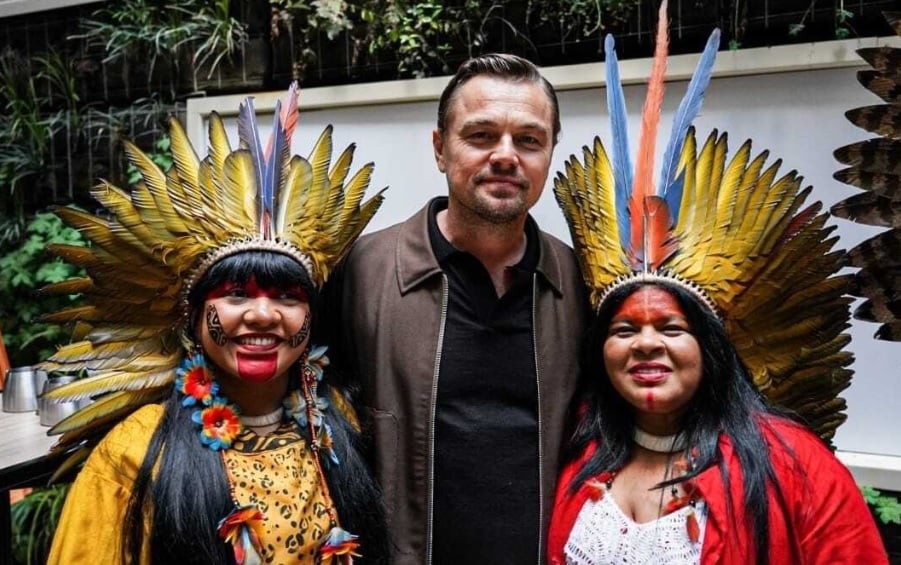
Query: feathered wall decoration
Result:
<box><xmin>831</xmin><ymin>11</ymin><xmax>901</xmax><ymax>341</ymax></box>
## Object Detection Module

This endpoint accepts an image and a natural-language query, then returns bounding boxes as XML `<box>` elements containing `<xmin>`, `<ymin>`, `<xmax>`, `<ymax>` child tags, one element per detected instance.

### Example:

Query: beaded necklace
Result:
<box><xmin>174</xmin><ymin>346</ymin><xmax>360</xmax><ymax>564</ymax></box>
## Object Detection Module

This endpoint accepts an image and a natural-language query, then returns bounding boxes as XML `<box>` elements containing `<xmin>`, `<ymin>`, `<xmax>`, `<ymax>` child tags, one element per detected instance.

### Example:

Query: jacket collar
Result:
<box><xmin>395</xmin><ymin>197</ymin><xmax>566</xmax><ymax>295</ymax></box>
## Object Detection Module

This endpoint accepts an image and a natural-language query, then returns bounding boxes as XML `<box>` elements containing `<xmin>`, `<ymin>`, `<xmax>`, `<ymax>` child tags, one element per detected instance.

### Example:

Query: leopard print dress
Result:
<box><xmin>224</xmin><ymin>422</ymin><xmax>331</xmax><ymax>563</ymax></box>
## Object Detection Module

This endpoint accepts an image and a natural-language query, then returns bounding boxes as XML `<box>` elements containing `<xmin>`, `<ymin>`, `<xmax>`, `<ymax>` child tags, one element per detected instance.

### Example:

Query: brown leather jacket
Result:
<box><xmin>329</xmin><ymin>199</ymin><xmax>588</xmax><ymax>564</ymax></box>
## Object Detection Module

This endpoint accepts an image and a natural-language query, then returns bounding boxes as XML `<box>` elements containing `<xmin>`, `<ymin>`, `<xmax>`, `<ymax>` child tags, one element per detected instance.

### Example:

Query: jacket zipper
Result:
<box><xmin>532</xmin><ymin>274</ymin><xmax>544</xmax><ymax>564</ymax></box>
<box><xmin>426</xmin><ymin>275</ymin><xmax>449</xmax><ymax>565</ymax></box>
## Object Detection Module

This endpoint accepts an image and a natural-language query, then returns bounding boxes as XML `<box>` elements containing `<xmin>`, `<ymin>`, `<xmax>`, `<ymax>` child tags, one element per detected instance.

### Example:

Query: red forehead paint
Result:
<box><xmin>613</xmin><ymin>286</ymin><xmax>686</xmax><ymax>326</ymax></box>
<box><xmin>205</xmin><ymin>277</ymin><xmax>307</xmax><ymax>301</ymax></box>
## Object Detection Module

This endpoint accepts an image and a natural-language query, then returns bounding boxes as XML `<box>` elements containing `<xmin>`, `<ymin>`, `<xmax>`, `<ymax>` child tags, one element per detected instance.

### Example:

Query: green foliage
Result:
<box><xmin>789</xmin><ymin>1</ymin><xmax>856</xmax><ymax>39</ymax></box>
<box><xmin>362</xmin><ymin>1</ymin><xmax>457</xmax><ymax>77</ymax></box>
<box><xmin>74</xmin><ymin>0</ymin><xmax>247</xmax><ymax>91</ymax></box>
<box><xmin>11</xmin><ymin>484</ymin><xmax>70</xmax><ymax>565</ymax></box>
<box><xmin>271</xmin><ymin>0</ymin><xmax>354</xmax><ymax>73</ymax></box>
<box><xmin>528</xmin><ymin>0</ymin><xmax>641</xmax><ymax>40</ymax></box>
<box><xmin>862</xmin><ymin>486</ymin><xmax>901</xmax><ymax>525</ymax></box>
<box><xmin>351</xmin><ymin>0</ymin><xmax>502</xmax><ymax>78</ymax></box>
<box><xmin>835</xmin><ymin>8</ymin><xmax>855</xmax><ymax>39</ymax></box>
<box><xmin>273</xmin><ymin>0</ymin><xmax>641</xmax><ymax>79</ymax></box>
<box><xmin>0</xmin><ymin>212</ymin><xmax>87</xmax><ymax>367</ymax></box>
<box><xmin>191</xmin><ymin>0</ymin><xmax>250</xmax><ymax>81</ymax></box>
<box><xmin>0</xmin><ymin>48</ymin><xmax>65</xmax><ymax>246</ymax></box>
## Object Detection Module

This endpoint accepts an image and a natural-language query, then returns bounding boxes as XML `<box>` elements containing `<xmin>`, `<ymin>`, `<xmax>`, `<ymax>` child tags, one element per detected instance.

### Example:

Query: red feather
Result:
<box><xmin>630</xmin><ymin>0</ymin><xmax>670</xmax><ymax>257</ymax></box>
<box><xmin>642</xmin><ymin>196</ymin><xmax>676</xmax><ymax>269</ymax></box>
<box><xmin>777</xmin><ymin>202</ymin><xmax>822</xmax><ymax>247</ymax></box>
<box><xmin>586</xmin><ymin>478</ymin><xmax>606</xmax><ymax>501</ymax></box>
<box><xmin>687</xmin><ymin>509</ymin><xmax>700</xmax><ymax>543</ymax></box>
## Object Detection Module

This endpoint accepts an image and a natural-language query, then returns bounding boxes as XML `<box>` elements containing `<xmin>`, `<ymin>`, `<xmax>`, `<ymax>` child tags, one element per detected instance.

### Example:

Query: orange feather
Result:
<box><xmin>630</xmin><ymin>0</ymin><xmax>670</xmax><ymax>257</ymax></box>
<box><xmin>642</xmin><ymin>196</ymin><xmax>675</xmax><ymax>269</ymax></box>
<box><xmin>687</xmin><ymin>509</ymin><xmax>700</xmax><ymax>543</ymax></box>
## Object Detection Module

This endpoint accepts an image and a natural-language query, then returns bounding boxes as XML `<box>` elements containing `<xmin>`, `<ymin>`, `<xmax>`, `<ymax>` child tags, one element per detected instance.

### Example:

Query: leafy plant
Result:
<box><xmin>862</xmin><ymin>486</ymin><xmax>901</xmax><ymax>525</ymax></box>
<box><xmin>527</xmin><ymin>0</ymin><xmax>641</xmax><ymax>45</ymax></box>
<box><xmin>74</xmin><ymin>0</ymin><xmax>247</xmax><ymax>94</ymax></box>
<box><xmin>789</xmin><ymin>0</ymin><xmax>856</xmax><ymax>39</ymax></box>
<box><xmin>11</xmin><ymin>484</ymin><xmax>70</xmax><ymax>565</ymax></box>
<box><xmin>363</xmin><ymin>1</ymin><xmax>453</xmax><ymax>77</ymax></box>
<box><xmin>0</xmin><ymin>48</ymin><xmax>62</xmax><ymax>246</ymax></box>
<box><xmin>191</xmin><ymin>0</ymin><xmax>249</xmax><ymax>83</ymax></box>
<box><xmin>271</xmin><ymin>0</ymin><xmax>354</xmax><ymax>78</ymax></box>
<box><xmin>0</xmin><ymin>211</ymin><xmax>87</xmax><ymax>367</ymax></box>
<box><xmin>356</xmin><ymin>0</ymin><xmax>502</xmax><ymax>78</ymax></box>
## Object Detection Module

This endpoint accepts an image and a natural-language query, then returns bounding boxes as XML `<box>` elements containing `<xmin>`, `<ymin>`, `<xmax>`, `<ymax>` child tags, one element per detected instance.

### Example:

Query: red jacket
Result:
<box><xmin>548</xmin><ymin>418</ymin><xmax>888</xmax><ymax>564</ymax></box>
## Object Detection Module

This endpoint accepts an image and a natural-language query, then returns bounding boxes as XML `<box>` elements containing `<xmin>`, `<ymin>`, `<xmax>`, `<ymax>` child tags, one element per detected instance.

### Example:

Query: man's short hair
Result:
<box><xmin>437</xmin><ymin>53</ymin><xmax>561</xmax><ymax>145</ymax></box>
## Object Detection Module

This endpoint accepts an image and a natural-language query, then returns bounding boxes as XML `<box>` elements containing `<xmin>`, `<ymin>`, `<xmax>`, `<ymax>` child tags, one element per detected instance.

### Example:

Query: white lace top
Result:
<box><xmin>564</xmin><ymin>489</ymin><xmax>708</xmax><ymax>565</ymax></box>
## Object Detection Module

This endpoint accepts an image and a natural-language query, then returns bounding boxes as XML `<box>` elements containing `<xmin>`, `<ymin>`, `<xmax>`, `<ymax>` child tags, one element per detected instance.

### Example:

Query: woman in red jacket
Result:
<box><xmin>548</xmin><ymin>3</ymin><xmax>887</xmax><ymax>560</ymax></box>
<box><xmin>546</xmin><ymin>280</ymin><xmax>887</xmax><ymax>564</ymax></box>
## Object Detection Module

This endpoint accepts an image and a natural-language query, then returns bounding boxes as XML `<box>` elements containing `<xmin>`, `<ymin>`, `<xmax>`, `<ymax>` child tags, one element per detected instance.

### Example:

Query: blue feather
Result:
<box><xmin>262</xmin><ymin>99</ymin><xmax>286</xmax><ymax>236</ymax></box>
<box><xmin>659</xmin><ymin>28</ymin><xmax>720</xmax><ymax>221</ymax></box>
<box><xmin>664</xmin><ymin>170</ymin><xmax>686</xmax><ymax>221</ymax></box>
<box><xmin>237</xmin><ymin>97</ymin><xmax>266</xmax><ymax>224</ymax></box>
<box><xmin>605</xmin><ymin>34</ymin><xmax>633</xmax><ymax>250</ymax></box>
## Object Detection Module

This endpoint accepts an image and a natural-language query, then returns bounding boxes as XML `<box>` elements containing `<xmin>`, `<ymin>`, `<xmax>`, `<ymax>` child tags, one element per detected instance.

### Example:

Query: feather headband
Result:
<box><xmin>553</xmin><ymin>0</ymin><xmax>854</xmax><ymax>441</ymax></box>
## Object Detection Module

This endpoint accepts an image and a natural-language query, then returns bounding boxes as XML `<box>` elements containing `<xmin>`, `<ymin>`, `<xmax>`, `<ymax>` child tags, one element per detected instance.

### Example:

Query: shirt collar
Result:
<box><xmin>427</xmin><ymin>196</ymin><xmax>539</xmax><ymax>272</ymax></box>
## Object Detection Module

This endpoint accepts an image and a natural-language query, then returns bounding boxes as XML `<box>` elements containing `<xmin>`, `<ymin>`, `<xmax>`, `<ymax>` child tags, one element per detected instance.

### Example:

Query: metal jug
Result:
<box><xmin>39</xmin><ymin>375</ymin><xmax>88</xmax><ymax>427</ymax></box>
<box><xmin>2</xmin><ymin>366</ymin><xmax>39</xmax><ymax>413</ymax></box>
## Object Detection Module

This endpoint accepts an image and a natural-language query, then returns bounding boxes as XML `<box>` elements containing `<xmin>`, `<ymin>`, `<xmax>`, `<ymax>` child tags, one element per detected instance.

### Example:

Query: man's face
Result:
<box><xmin>433</xmin><ymin>75</ymin><xmax>555</xmax><ymax>225</ymax></box>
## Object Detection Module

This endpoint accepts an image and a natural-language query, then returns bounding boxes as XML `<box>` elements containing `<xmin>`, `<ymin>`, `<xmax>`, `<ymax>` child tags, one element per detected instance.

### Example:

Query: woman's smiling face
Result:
<box><xmin>603</xmin><ymin>285</ymin><xmax>703</xmax><ymax>433</ymax></box>
<box><xmin>197</xmin><ymin>276</ymin><xmax>311</xmax><ymax>384</ymax></box>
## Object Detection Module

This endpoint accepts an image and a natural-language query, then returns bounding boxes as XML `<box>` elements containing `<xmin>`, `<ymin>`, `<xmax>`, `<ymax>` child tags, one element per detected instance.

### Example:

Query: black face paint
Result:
<box><xmin>206</xmin><ymin>304</ymin><xmax>228</xmax><ymax>346</ymax></box>
<box><xmin>288</xmin><ymin>315</ymin><xmax>311</xmax><ymax>348</ymax></box>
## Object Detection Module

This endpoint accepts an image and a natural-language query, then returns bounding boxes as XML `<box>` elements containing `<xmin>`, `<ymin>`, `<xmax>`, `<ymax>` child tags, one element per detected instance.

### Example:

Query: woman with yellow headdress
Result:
<box><xmin>547</xmin><ymin>2</ymin><xmax>886</xmax><ymax>563</ymax></box>
<box><xmin>41</xmin><ymin>84</ymin><xmax>389</xmax><ymax>564</ymax></box>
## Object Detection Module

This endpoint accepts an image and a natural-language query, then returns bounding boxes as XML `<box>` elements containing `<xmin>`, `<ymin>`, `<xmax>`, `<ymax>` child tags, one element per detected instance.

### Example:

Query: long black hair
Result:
<box><xmin>566</xmin><ymin>280</ymin><xmax>798</xmax><ymax>564</ymax></box>
<box><xmin>122</xmin><ymin>251</ymin><xmax>389</xmax><ymax>563</ymax></box>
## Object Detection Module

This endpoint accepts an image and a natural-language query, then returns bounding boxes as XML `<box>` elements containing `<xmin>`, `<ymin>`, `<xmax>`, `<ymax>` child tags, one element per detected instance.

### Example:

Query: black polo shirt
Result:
<box><xmin>428</xmin><ymin>197</ymin><xmax>541</xmax><ymax>564</ymax></box>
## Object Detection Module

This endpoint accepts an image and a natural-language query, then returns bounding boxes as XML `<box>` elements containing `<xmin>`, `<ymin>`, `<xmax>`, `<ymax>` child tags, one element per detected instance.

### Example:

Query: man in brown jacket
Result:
<box><xmin>328</xmin><ymin>54</ymin><xmax>587</xmax><ymax>564</ymax></box>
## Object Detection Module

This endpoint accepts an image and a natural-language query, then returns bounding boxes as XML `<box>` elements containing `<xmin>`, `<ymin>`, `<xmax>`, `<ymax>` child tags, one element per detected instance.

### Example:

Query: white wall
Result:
<box><xmin>187</xmin><ymin>37</ymin><xmax>901</xmax><ymax>479</ymax></box>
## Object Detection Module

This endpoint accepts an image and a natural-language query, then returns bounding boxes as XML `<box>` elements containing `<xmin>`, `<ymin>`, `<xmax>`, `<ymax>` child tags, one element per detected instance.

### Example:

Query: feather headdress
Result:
<box><xmin>38</xmin><ymin>83</ymin><xmax>385</xmax><ymax>463</ymax></box>
<box><xmin>554</xmin><ymin>0</ymin><xmax>854</xmax><ymax>441</ymax></box>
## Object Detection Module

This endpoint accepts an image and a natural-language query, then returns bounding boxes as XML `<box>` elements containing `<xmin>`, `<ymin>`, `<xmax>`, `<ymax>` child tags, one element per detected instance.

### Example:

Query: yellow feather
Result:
<box><xmin>328</xmin><ymin>189</ymin><xmax>387</xmax><ymax>279</ymax></box>
<box><xmin>48</xmin><ymin>445</ymin><xmax>91</xmax><ymax>484</ymax></box>
<box><xmin>123</xmin><ymin>141</ymin><xmax>190</xmax><ymax>236</ymax></box>
<box><xmin>47</xmin><ymin>337</ymin><xmax>164</xmax><ymax>365</ymax></box>
<box><xmin>277</xmin><ymin>156</ymin><xmax>313</xmax><ymax>233</ymax></box>
<box><xmin>48</xmin><ymin>386</ymin><xmax>169</xmax><ymax>438</ymax></box>
<box><xmin>207</xmin><ymin>112</ymin><xmax>232</xmax><ymax>176</ymax></box>
<box><xmin>53</xmin><ymin>207</ymin><xmax>155</xmax><ymax>266</ymax></box>
<box><xmin>167</xmin><ymin>117</ymin><xmax>201</xmax><ymax>199</ymax></box>
<box><xmin>129</xmin><ymin>181</ymin><xmax>174</xmax><ymax>239</ymax></box>
<box><xmin>733</xmin><ymin>159</ymin><xmax>782</xmax><ymax>242</ymax></box>
<box><xmin>84</xmin><ymin>324</ymin><xmax>170</xmax><ymax>345</ymax></box>
<box><xmin>305</xmin><ymin>126</ymin><xmax>335</xmax><ymax>218</ymax></box>
<box><xmin>41</xmin><ymin>363</ymin><xmax>177</xmax><ymax>402</ymax></box>
<box><xmin>90</xmin><ymin>183</ymin><xmax>161</xmax><ymax>250</ymax></box>
<box><xmin>39</xmin><ymin>278</ymin><xmax>94</xmax><ymax>296</ymax></box>
<box><xmin>334</xmin><ymin>162</ymin><xmax>374</xmax><ymax>236</ymax></box>
<box><xmin>553</xmin><ymin>137</ymin><xmax>625</xmax><ymax>305</ymax></box>
<box><xmin>223</xmin><ymin>150</ymin><xmax>258</xmax><ymax>231</ymax></box>
<box><xmin>329</xmin><ymin>143</ymin><xmax>355</xmax><ymax>192</ymax></box>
